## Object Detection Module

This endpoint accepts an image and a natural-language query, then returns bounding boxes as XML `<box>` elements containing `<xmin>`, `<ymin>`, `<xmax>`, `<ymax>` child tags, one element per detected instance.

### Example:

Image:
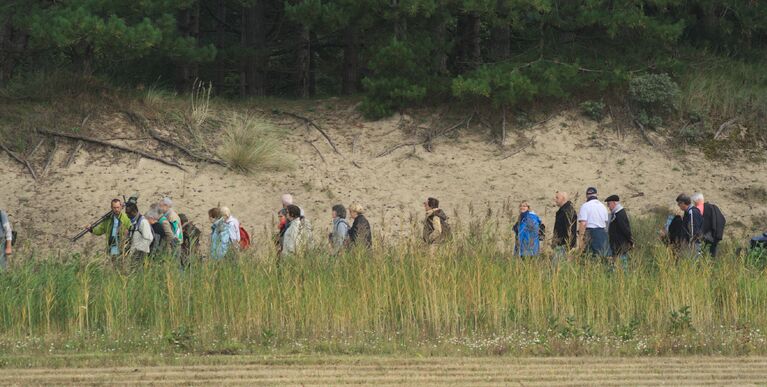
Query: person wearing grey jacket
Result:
<box><xmin>0</xmin><ymin>209</ymin><xmax>13</xmax><ymax>270</ymax></box>
<box><xmin>282</xmin><ymin>205</ymin><xmax>313</xmax><ymax>257</ymax></box>
<box><xmin>329</xmin><ymin>204</ymin><xmax>349</xmax><ymax>253</ymax></box>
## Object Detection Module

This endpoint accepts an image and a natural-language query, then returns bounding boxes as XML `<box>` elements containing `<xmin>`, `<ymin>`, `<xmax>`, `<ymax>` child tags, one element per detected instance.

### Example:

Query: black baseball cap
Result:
<box><xmin>586</xmin><ymin>187</ymin><xmax>598</xmax><ymax>196</ymax></box>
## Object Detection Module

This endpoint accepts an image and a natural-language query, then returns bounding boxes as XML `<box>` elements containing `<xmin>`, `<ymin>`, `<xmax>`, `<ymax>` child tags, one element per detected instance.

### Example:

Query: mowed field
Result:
<box><xmin>3</xmin><ymin>356</ymin><xmax>767</xmax><ymax>385</ymax></box>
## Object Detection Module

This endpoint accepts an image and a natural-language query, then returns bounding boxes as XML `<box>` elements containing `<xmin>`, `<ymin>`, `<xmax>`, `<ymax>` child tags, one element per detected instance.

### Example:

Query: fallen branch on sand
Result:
<box><xmin>122</xmin><ymin>111</ymin><xmax>227</xmax><ymax>167</ymax></box>
<box><xmin>64</xmin><ymin>141</ymin><xmax>83</xmax><ymax>168</ymax></box>
<box><xmin>500</xmin><ymin>136</ymin><xmax>536</xmax><ymax>160</ymax></box>
<box><xmin>277</xmin><ymin>111</ymin><xmax>341</xmax><ymax>155</ymax></box>
<box><xmin>305</xmin><ymin>140</ymin><xmax>326</xmax><ymax>163</ymax></box>
<box><xmin>147</xmin><ymin>128</ymin><xmax>227</xmax><ymax>167</ymax></box>
<box><xmin>633</xmin><ymin>119</ymin><xmax>655</xmax><ymax>147</ymax></box>
<box><xmin>36</xmin><ymin>128</ymin><xmax>187</xmax><ymax>172</ymax></box>
<box><xmin>0</xmin><ymin>142</ymin><xmax>37</xmax><ymax>180</ymax></box>
<box><xmin>377</xmin><ymin>116</ymin><xmax>471</xmax><ymax>158</ymax></box>
<box><xmin>714</xmin><ymin>117</ymin><xmax>738</xmax><ymax>140</ymax></box>
<box><xmin>42</xmin><ymin>138</ymin><xmax>58</xmax><ymax>178</ymax></box>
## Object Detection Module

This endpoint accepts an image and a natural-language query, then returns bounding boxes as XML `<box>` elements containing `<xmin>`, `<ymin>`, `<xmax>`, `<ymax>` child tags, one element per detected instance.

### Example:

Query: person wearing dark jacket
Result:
<box><xmin>677</xmin><ymin>193</ymin><xmax>703</xmax><ymax>257</ymax></box>
<box><xmin>179</xmin><ymin>213</ymin><xmax>201</xmax><ymax>267</ymax></box>
<box><xmin>348</xmin><ymin>203</ymin><xmax>372</xmax><ymax>249</ymax></box>
<box><xmin>606</xmin><ymin>195</ymin><xmax>633</xmax><ymax>270</ymax></box>
<box><xmin>552</xmin><ymin>191</ymin><xmax>578</xmax><ymax>263</ymax></box>
<box><xmin>692</xmin><ymin>193</ymin><xmax>726</xmax><ymax>257</ymax></box>
<box><xmin>661</xmin><ymin>208</ymin><xmax>686</xmax><ymax>250</ymax></box>
<box><xmin>423</xmin><ymin>197</ymin><xmax>450</xmax><ymax>245</ymax></box>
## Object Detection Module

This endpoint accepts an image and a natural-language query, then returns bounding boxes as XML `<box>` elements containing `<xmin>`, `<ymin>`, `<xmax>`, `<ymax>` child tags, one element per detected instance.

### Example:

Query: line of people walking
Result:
<box><xmin>0</xmin><ymin>186</ymin><xmax>732</xmax><ymax>271</ymax></box>
<box><xmin>64</xmin><ymin>188</ymin><xmax>733</xmax><ymax>267</ymax></box>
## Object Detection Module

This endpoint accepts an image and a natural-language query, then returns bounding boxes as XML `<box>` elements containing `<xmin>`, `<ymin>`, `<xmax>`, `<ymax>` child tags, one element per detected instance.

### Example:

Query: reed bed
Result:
<box><xmin>1</xmin><ymin>216</ymin><xmax>765</xmax><ymax>356</ymax></box>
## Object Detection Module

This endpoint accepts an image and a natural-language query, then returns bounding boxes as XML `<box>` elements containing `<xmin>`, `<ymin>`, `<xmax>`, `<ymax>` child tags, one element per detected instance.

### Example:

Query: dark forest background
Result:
<box><xmin>1</xmin><ymin>1</ymin><xmax>765</xmax><ymax>123</ymax></box>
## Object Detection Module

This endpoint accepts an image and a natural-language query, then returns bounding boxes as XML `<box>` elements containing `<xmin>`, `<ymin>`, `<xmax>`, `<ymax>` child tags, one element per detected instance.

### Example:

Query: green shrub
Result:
<box><xmin>359</xmin><ymin>39</ymin><xmax>429</xmax><ymax>119</ymax></box>
<box><xmin>580</xmin><ymin>100</ymin><xmax>606</xmax><ymax>121</ymax></box>
<box><xmin>629</xmin><ymin>73</ymin><xmax>680</xmax><ymax>128</ymax></box>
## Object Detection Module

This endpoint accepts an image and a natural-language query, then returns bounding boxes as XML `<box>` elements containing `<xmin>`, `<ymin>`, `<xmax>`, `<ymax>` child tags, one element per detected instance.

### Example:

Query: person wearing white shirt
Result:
<box><xmin>578</xmin><ymin>187</ymin><xmax>611</xmax><ymax>257</ymax></box>
<box><xmin>220</xmin><ymin>206</ymin><xmax>241</xmax><ymax>244</ymax></box>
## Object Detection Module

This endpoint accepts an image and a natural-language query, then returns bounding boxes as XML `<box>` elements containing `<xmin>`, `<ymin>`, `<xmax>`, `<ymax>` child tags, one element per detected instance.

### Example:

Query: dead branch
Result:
<box><xmin>608</xmin><ymin>105</ymin><xmax>622</xmax><ymax>138</ymax></box>
<box><xmin>64</xmin><ymin>141</ymin><xmax>83</xmax><ymax>168</ymax></box>
<box><xmin>122</xmin><ymin>110</ymin><xmax>226</xmax><ymax>167</ymax></box>
<box><xmin>0</xmin><ymin>142</ymin><xmax>37</xmax><ymax>180</ymax></box>
<box><xmin>80</xmin><ymin>114</ymin><xmax>91</xmax><ymax>129</ymax></box>
<box><xmin>351</xmin><ymin>161</ymin><xmax>362</xmax><ymax>169</ymax></box>
<box><xmin>148</xmin><ymin>129</ymin><xmax>227</xmax><ymax>167</ymax></box>
<box><xmin>376</xmin><ymin>142</ymin><xmax>419</xmax><ymax>158</ymax></box>
<box><xmin>714</xmin><ymin>117</ymin><xmax>738</xmax><ymax>140</ymax></box>
<box><xmin>37</xmin><ymin>129</ymin><xmax>187</xmax><ymax>171</ymax></box>
<box><xmin>305</xmin><ymin>140</ymin><xmax>326</xmax><ymax>163</ymax></box>
<box><xmin>377</xmin><ymin>116</ymin><xmax>470</xmax><ymax>158</ymax></box>
<box><xmin>277</xmin><ymin>111</ymin><xmax>341</xmax><ymax>155</ymax></box>
<box><xmin>351</xmin><ymin>134</ymin><xmax>360</xmax><ymax>154</ymax></box>
<box><xmin>633</xmin><ymin>119</ymin><xmax>655</xmax><ymax>147</ymax></box>
<box><xmin>501</xmin><ymin>106</ymin><xmax>507</xmax><ymax>145</ymax></box>
<box><xmin>42</xmin><ymin>138</ymin><xmax>58</xmax><ymax>177</ymax></box>
<box><xmin>500</xmin><ymin>136</ymin><xmax>537</xmax><ymax>160</ymax></box>
<box><xmin>30</xmin><ymin>139</ymin><xmax>45</xmax><ymax>158</ymax></box>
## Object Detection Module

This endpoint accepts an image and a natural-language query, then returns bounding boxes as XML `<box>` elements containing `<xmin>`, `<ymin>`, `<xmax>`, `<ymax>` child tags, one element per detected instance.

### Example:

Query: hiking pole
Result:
<box><xmin>71</xmin><ymin>211</ymin><xmax>112</xmax><ymax>243</ymax></box>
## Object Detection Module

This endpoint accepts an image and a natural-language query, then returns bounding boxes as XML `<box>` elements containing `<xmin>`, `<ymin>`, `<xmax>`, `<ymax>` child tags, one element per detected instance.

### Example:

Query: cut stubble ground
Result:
<box><xmin>2</xmin><ymin>356</ymin><xmax>767</xmax><ymax>385</ymax></box>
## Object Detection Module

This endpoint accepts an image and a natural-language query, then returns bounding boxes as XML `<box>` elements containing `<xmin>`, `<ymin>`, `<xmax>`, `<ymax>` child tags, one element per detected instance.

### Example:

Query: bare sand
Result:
<box><xmin>1</xmin><ymin>102</ymin><xmax>765</xmax><ymax>253</ymax></box>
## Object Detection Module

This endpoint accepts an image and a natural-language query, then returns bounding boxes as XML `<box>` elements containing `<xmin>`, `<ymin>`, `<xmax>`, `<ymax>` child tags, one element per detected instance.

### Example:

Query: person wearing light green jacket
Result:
<box><xmin>89</xmin><ymin>199</ymin><xmax>131</xmax><ymax>257</ymax></box>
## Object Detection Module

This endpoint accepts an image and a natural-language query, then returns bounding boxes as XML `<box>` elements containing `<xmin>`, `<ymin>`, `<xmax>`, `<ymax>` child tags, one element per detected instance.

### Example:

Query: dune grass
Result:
<box><xmin>218</xmin><ymin>113</ymin><xmax>289</xmax><ymax>174</ymax></box>
<box><xmin>0</xmin><ymin>215</ymin><xmax>766</xmax><ymax>357</ymax></box>
<box><xmin>679</xmin><ymin>57</ymin><xmax>767</xmax><ymax>137</ymax></box>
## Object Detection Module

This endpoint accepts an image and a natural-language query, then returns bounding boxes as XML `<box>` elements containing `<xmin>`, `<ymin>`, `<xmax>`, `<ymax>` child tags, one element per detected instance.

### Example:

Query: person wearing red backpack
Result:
<box><xmin>220</xmin><ymin>206</ymin><xmax>250</xmax><ymax>251</ymax></box>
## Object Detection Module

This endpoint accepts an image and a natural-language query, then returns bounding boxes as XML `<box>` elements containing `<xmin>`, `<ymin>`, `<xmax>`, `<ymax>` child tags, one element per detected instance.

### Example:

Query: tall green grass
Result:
<box><xmin>1</xmin><ymin>216</ymin><xmax>766</xmax><ymax>356</ymax></box>
<box><xmin>680</xmin><ymin>57</ymin><xmax>767</xmax><ymax>136</ymax></box>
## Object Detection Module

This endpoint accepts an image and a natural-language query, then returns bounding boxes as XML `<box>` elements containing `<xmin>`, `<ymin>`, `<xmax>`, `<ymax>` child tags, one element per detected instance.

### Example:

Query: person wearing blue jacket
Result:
<box><xmin>208</xmin><ymin>207</ymin><xmax>231</xmax><ymax>260</ymax></box>
<box><xmin>513</xmin><ymin>201</ymin><xmax>544</xmax><ymax>257</ymax></box>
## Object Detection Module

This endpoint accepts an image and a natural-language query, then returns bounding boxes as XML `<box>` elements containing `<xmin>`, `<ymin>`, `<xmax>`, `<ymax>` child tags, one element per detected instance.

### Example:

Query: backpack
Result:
<box><xmin>436</xmin><ymin>213</ymin><xmax>452</xmax><ymax>239</ymax></box>
<box><xmin>710</xmin><ymin>204</ymin><xmax>726</xmax><ymax>241</ymax></box>
<box><xmin>239</xmin><ymin>226</ymin><xmax>251</xmax><ymax>250</ymax></box>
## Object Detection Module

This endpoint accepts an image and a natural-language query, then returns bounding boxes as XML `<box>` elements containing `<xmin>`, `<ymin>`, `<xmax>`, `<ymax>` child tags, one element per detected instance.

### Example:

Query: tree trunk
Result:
<box><xmin>239</xmin><ymin>11</ymin><xmax>246</xmax><ymax>97</ymax></box>
<box><xmin>469</xmin><ymin>12</ymin><xmax>481</xmax><ymax>67</ymax></box>
<box><xmin>0</xmin><ymin>17</ymin><xmax>15</xmax><ymax>85</ymax></box>
<box><xmin>490</xmin><ymin>0</ymin><xmax>510</xmax><ymax>62</ymax></box>
<box><xmin>309</xmin><ymin>31</ymin><xmax>317</xmax><ymax>96</ymax></box>
<box><xmin>296</xmin><ymin>25</ymin><xmax>311</xmax><ymax>98</ymax></box>
<box><xmin>214</xmin><ymin>0</ymin><xmax>227</xmax><ymax>89</ymax></box>
<box><xmin>455</xmin><ymin>13</ymin><xmax>481</xmax><ymax>71</ymax></box>
<box><xmin>176</xmin><ymin>3</ymin><xmax>200</xmax><ymax>91</ymax></box>
<box><xmin>75</xmin><ymin>43</ymin><xmax>95</xmax><ymax>77</ymax></box>
<box><xmin>341</xmin><ymin>26</ymin><xmax>359</xmax><ymax>94</ymax></box>
<box><xmin>490</xmin><ymin>23</ymin><xmax>510</xmax><ymax>61</ymax></box>
<box><xmin>244</xmin><ymin>0</ymin><xmax>267</xmax><ymax>96</ymax></box>
<box><xmin>431</xmin><ymin>16</ymin><xmax>448</xmax><ymax>75</ymax></box>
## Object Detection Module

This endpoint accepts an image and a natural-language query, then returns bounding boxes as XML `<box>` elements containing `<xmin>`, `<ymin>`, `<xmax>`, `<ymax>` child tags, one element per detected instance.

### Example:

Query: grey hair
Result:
<box><xmin>691</xmin><ymin>192</ymin><xmax>704</xmax><ymax>203</ymax></box>
<box><xmin>281</xmin><ymin>193</ymin><xmax>294</xmax><ymax>206</ymax></box>
<box><xmin>161</xmin><ymin>197</ymin><xmax>173</xmax><ymax>207</ymax></box>
<box><xmin>145</xmin><ymin>208</ymin><xmax>160</xmax><ymax>219</ymax></box>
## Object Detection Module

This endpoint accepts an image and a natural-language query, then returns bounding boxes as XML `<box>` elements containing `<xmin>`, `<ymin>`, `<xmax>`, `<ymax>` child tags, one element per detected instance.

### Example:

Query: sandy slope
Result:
<box><xmin>1</xmin><ymin>102</ymin><xmax>765</xmax><ymax>253</ymax></box>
